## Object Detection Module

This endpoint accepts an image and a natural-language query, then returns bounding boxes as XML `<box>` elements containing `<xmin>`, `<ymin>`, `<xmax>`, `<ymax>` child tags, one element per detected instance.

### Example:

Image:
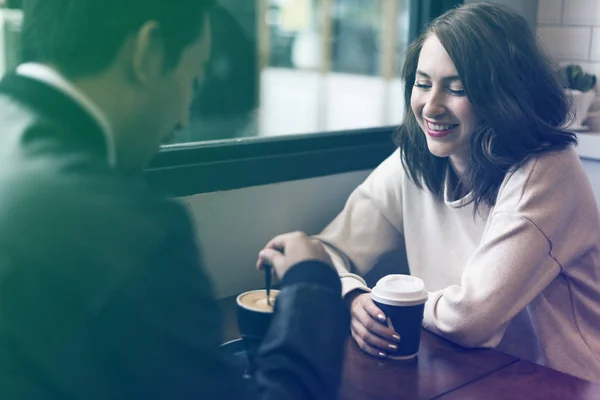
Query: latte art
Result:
<box><xmin>237</xmin><ymin>290</ymin><xmax>280</xmax><ymax>313</ymax></box>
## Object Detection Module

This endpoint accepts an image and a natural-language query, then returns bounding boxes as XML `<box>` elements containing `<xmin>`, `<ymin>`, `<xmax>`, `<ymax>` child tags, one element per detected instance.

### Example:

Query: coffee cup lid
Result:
<box><xmin>371</xmin><ymin>274</ymin><xmax>428</xmax><ymax>305</ymax></box>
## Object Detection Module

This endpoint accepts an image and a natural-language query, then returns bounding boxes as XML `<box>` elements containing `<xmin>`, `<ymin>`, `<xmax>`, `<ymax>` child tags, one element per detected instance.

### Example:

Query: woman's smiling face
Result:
<box><xmin>410</xmin><ymin>34</ymin><xmax>480</xmax><ymax>175</ymax></box>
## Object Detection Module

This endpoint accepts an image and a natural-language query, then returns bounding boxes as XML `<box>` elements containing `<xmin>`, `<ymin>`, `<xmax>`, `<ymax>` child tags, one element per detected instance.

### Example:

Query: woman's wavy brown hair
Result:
<box><xmin>394</xmin><ymin>2</ymin><xmax>576</xmax><ymax>213</ymax></box>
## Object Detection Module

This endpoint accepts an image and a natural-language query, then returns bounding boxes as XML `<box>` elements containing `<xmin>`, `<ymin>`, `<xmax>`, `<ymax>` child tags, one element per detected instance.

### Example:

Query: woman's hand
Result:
<box><xmin>347</xmin><ymin>292</ymin><xmax>401</xmax><ymax>358</ymax></box>
<box><xmin>256</xmin><ymin>231</ymin><xmax>333</xmax><ymax>279</ymax></box>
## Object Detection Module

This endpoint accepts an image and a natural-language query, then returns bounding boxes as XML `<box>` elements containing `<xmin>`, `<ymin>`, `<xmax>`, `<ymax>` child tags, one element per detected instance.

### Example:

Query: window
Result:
<box><xmin>0</xmin><ymin>1</ymin><xmax>461</xmax><ymax>195</ymax></box>
<box><xmin>168</xmin><ymin>0</ymin><xmax>412</xmax><ymax>146</ymax></box>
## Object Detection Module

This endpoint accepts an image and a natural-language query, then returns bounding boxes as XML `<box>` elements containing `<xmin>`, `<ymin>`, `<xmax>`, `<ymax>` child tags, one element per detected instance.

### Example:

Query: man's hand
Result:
<box><xmin>256</xmin><ymin>231</ymin><xmax>333</xmax><ymax>279</ymax></box>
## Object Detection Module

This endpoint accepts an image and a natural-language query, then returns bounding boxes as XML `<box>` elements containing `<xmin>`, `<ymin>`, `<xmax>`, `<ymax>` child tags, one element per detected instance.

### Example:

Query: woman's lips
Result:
<box><xmin>425</xmin><ymin>121</ymin><xmax>459</xmax><ymax>138</ymax></box>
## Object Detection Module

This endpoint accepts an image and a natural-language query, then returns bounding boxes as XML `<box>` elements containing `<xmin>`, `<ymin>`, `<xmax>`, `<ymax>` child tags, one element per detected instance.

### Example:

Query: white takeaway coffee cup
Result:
<box><xmin>371</xmin><ymin>274</ymin><xmax>428</xmax><ymax>360</ymax></box>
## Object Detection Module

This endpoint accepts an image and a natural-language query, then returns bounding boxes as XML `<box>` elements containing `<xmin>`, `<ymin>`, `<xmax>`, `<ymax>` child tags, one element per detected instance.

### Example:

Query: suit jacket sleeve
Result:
<box><xmin>91</xmin><ymin>204</ymin><xmax>245</xmax><ymax>399</ymax></box>
<box><xmin>254</xmin><ymin>261</ymin><xmax>350</xmax><ymax>400</ymax></box>
<box><xmin>94</xmin><ymin>205</ymin><xmax>349</xmax><ymax>400</ymax></box>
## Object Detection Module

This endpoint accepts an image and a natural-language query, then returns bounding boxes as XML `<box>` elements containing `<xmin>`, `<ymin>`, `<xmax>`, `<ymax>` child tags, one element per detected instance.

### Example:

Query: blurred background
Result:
<box><xmin>174</xmin><ymin>0</ymin><xmax>600</xmax><ymax>142</ymax></box>
<box><xmin>175</xmin><ymin>0</ymin><xmax>414</xmax><ymax>143</ymax></box>
<box><xmin>0</xmin><ymin>0</ymin><xmax>598</xmax><ymax>142</ymax></box>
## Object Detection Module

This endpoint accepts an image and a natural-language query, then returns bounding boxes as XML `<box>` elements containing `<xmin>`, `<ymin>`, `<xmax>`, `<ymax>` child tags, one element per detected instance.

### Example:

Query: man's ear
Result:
<box><xmin>130</xmin><ymin>20</ymin><xmax>165</xmax><ymax>84</ymax></box>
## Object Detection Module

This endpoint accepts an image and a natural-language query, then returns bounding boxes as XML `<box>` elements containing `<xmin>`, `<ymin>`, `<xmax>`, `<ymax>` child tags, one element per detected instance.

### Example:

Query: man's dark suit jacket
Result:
<box><xmin>0</xmin><ymin>73</ymin><xmax>350</xmax><ymax>399</ymax></box>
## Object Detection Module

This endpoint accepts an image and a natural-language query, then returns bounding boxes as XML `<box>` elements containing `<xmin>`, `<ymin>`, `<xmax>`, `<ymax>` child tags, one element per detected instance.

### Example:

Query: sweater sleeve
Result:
<box><xmin>314</xmin><ymin>150</ymin><xmax>405</xmax><ymax>296</ymax></box>
<box><xmin>423</xmin><ymin>212</ymin><xmax>561</xmax><ymax>348</ymax></box>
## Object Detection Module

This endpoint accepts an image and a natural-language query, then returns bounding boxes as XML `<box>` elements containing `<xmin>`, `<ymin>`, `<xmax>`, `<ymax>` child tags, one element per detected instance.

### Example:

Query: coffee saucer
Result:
<box><xmin>220</xmin><ymin>338</ymin><xmax>260</xmax><ymax>394</ymax></box>
<box><xmin>220</xmin><ymin>338</ymin><xmax>248</xmax><ymax>371</ymax></box>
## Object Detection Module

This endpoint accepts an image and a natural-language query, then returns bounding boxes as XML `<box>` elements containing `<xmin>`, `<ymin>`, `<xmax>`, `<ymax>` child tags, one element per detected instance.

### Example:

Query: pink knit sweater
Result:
<box><xmin>317</xmin><ymin>146</ymin><xmax>600</xmax><ymax>382</ymax></box>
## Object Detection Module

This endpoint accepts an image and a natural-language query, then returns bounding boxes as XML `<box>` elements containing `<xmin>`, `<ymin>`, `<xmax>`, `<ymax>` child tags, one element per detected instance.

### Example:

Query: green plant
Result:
<box><xmin>559</xmin><ymin>64</ymin><xmax>597</xmax><ymax>92</ymax></box>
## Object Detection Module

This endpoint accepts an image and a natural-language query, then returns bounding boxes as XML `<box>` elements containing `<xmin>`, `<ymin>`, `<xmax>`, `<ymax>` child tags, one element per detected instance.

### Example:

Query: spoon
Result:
<box><xmin>264</xmin><ymin>264</ymin><xmax>272</xmax><ymax>306</ymax></box>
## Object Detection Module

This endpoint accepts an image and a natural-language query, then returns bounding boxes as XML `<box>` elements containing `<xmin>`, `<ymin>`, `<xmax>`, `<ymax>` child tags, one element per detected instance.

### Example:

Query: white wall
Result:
<box><xmin>465</xmin><ymin>0</ymin><xmax>539</xmax><ymax>30</ymax></box>
<box><xmin>179</xmin><ymin>169</ymin><xmax>371</xmax><ymax>298</ymax></box>
<box><xmin>581</xmin><ymin>157</ymin><xmax>600</xmax><ymax>206</ymax></box>
<box><xmin>537</xmin><ymin>0</ymin><xmax>600</xmax><ymax>96</ymax></box>
<box><xmin>576</xmin><ymin>134</ymin><xmax>600</xmax><ymax>210</ymax></box>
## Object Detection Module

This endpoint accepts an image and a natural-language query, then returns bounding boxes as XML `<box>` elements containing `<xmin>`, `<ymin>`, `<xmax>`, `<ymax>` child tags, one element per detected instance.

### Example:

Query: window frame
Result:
<box><xmin>145</xmin><ymin>126</ymin><xmax>397</xmax><ymax>197</ymax></box>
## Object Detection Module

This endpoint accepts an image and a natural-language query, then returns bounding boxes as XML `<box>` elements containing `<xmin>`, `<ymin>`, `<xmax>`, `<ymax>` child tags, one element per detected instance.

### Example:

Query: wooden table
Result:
<box><xmin>219</xmin><ymin>296</ymin><xmax>600</xmax><ymax>399</ymax></box>
<box><xmin>339</xmin><ymin>331</ymin><xmax>516</xmax><ymax>400</ymax></box>
<box><xmin>437</xmin><ymin>360</ymin><xmax>600</xmax><ymax>400</ymax></box>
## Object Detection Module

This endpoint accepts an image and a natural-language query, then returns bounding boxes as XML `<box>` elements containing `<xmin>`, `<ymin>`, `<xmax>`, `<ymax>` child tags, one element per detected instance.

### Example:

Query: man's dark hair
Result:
<box><xmin>394</xmin><ymin>2</ymin><xmax>576</xmax><ymax>214</ymax></box>
<box><xmin>20</xmin><ymin>0</ymin><xmax>216</xmax><ymax>78</ymax></box>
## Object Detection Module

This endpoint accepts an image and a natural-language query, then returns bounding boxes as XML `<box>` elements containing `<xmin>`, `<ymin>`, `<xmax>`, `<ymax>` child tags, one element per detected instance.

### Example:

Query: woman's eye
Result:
<box><xmin>414</xmin><ymin>82</ymin><xmax>431</xmax><ymax>89</ymax></box>
<box><xmin>448</xmin><ymin>88</ymin><xmax>466</xmax><ymax>96</ymax></box>
<box><xmin>448</xmin><ymin>85</ymin><xmax>465</xmax><ymax>96</ymax></box>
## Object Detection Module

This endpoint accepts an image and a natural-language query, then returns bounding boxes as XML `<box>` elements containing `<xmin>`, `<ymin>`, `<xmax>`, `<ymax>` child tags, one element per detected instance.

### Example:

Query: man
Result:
<box><xmin>0</xmin><ymin>1</ymin><xmax>349</xmax><ymax>399</ymax></box>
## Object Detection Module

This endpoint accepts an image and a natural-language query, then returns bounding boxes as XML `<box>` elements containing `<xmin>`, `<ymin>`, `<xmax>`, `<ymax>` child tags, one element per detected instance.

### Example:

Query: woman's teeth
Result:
<box><xmin>428</xmin><ymin>122</ymin><xmax>458</xmax><ymax>131</ymax></box>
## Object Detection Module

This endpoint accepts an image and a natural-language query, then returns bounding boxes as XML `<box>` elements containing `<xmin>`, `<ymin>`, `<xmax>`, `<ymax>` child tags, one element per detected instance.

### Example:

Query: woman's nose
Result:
<box><xmin>423</xmin><ymin>90</ymin><xmax>446</xmax><ymax>118</ymax></box>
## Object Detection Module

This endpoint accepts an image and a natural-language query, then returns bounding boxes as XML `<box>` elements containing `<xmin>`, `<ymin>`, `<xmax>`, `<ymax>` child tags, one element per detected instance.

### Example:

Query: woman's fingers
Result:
<box><xmin>351</xmin><ymin>319</ymin><xmax>398</xmax><ymax>355</ymax></box>
<box><xmin>352</xmin><ymin>296</ymin><xmax>401</xmax><ymax>343</ymax></box>
<box><xmin>351</xmin><ymin>323</ymin><xmax>388</xmax><ymax>358</ymax></box>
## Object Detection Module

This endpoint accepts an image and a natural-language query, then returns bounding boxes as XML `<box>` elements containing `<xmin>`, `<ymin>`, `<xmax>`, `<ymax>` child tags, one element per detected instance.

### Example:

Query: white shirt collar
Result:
<box><xmin>15</xmin><ymin>63</ymin><xmax>117</xmax><ymax>168</ymax></box>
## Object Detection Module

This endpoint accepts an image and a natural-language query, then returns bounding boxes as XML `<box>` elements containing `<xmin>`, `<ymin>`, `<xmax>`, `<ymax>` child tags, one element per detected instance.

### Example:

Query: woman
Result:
<box><xmin>258</xmin><ymin>3</ymin><xmax>600</xmax><ymax>382</ymax></box>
